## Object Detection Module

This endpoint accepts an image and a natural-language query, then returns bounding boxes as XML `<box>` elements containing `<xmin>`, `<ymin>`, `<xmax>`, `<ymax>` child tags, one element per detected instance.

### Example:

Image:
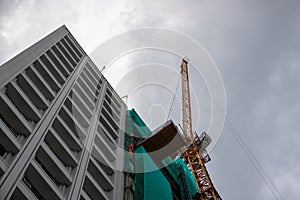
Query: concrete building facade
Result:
<box><xmin>0</xmin><ymin>25</ymin><xmax>126</xmax><ymax>200</ymax></box>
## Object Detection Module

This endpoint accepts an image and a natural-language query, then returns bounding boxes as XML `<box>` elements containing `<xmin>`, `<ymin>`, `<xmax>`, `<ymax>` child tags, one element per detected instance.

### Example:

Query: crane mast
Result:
<box><xmin>180</xmin><ymin>58</ymin><xmax>221</xmax><ymax>200</ymax></box>
<box><xmin>181</xmin><ymin>58</ymin><xmax>193</xmax><ymax>142</ymax></box>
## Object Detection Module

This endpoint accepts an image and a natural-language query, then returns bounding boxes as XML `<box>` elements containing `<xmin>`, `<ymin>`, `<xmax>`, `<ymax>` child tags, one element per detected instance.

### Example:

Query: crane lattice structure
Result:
<box><xmin>180</xmin><ymin>58</ymin><xmax>221</xmax><ymax>200</ymax></box>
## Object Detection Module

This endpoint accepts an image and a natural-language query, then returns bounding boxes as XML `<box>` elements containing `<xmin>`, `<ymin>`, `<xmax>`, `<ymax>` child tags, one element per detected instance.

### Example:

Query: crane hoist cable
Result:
<box><xmin>191</xmin><ymin>64</ymin><xmax>285</xmax><ymax>200</ymax></box>
<box><xmin>166</xmin><ymin>73</ymin><xmax>181</xmax><ymax>121</ymax></box>
<box><xmin>212</xmin><ymin>98</ymin><xmax>285</xmax><ymax>200</ymax></box>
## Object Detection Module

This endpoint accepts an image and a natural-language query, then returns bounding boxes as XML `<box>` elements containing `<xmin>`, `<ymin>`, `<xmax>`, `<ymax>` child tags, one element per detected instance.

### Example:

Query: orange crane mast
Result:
<box><xmin>180</xmin><ymin>58</ymin><xmax>221</xmax><ymax>200</ymax></box>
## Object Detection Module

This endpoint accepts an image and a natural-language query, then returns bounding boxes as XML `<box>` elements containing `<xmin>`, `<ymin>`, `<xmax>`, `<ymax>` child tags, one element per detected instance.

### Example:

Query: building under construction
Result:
<box><xmin>124</xmin><ymin>109</ymin><xmax>199</xmax><ymax>200</ymax></box>
<box><xmin>0</xmin><ymin>25</ymin><xmax>221</xmax><ymax>200</ymax></box>
<box><xmin>124</xmin><ymin>108</ymin><xmax>221</xmax><ymax>200</ymax></box>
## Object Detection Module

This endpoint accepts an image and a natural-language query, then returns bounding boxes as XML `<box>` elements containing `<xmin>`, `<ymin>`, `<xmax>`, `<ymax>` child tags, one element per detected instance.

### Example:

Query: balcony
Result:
<box><xmin>51</xmin><ymin>45</ymin><xmax>73</xmax><ymax>73</ymax></box>
<box><xmin>83</xmin><ymin>173</ymin><xmax>108</xmax><ymax>200</ymax></box>
<box><xmin>101</xmin><ymin>106</ymin><xmax>119</xmax><ymax>131</ymax></box>
<box><xmin>24</xmin><ymin>67</ymin><xmax>55</xmax><ymax>100</ymax></box>
<box><xmin>91</xmin><ymin>145</ymin><xmax>114</xmax><ymax>176</ymax></box>
<box><xmin>61</xmin><ymin>104</ymin><xmax>88</xmax><ymax>130</ymax></box>
<box><xmin>46</xmin><ymin>49</ymin><xmax>70</xmax><ymax>78</ymax></box>
<box><xmin>16</xmin><ymin>72</ymin><xmax>49</xmax><ymax>110</ymax></box>
<box><xmin>10</xmin><ymin>182</ymin><xmax>37</xmax><ymax>200</ymax></box>
<box><xmin>97</xmin><ymin>124</ymin><xmax>117</xmax><ymax>151</ymax></box>
<box><xmin>57</xmin><ymin>42</ymin><xmax>76</xmax><ymax>68</ymax></box>
<box><xmin>83</xmin><ymin>67</ymin><xmax>99</xmax><ymax>87</ymax></box>
<box><xmin>33</xmin><ymin>59</ymin><xmax>61</xmax><ymax>92</ymax></box>
<box><xmin>5</xmin><ymin>81</ymin><xmax>41</xmax><ymax>122</ymax></box>
<box><xmin>64</xmin><ymin>96</ymin><xmax>90</xmax><ymax>128</ymax></box>
<box><xmin>45</xmin><ymin>128</ymin><xmax>78</xmax><ymax>168</ymax></box>
<box><xmin>61</xmin><ymin>38</ymin><xmax>80</xmax><ymax>63</ymax></box>
<box><xmin>81</xmin><ymin>70</ymin><xmax>98</xmax><ymax>93</ymax></box>
<box><xmin>23</xmin><ymin>162</ymin><xmax>65</xmax><ymax>200</ymax></box>
<box><xmin>80</xmin><ymin>189</ymin><xmax>92</xmax><ymax>200</ymax></box>
<box><xmin>88</xmin><ymin>156</ymin><xmax>114</xmax><ymax>190</ymax></box>
<box><xmin>52</xmin><ymin>117</ymin><xmax>83</xmax><ymax>152</ymax></box>
<box><xmin>0</xmin><ymin>156</ymin><xmax>8</xmax><ymax>178</ymax></box>
<box><xmin>85</xmin><ymin>62</ymin><xmax>101</xmax><ymax>83</ymax></box>
<box><xmin>94</xmin><ymin>133</ymin><xmax>116</xmax><ymax>162</ymax></box>
<box><xmin>105</xmin><ymin>89</ymin><xmax>121</xmax><ymax>111</ymax></box>
<box><xmin>103</xmin><ymin>99</ymin><xmax>120</xmax><ymax>123</ymax></box>
<box><xmin>36</xmin><ymin>143</ymin><xmax>73</xmax><ymax>186</ymax></box>
<box><xmin>68</xmin><ymin>90</ymin><xmax>92</xmax><ymax>119</ymax></box>
<box><xmin>40</xmin><ymin>54</ymin><xmax>66</xmax><ymax>84</ymax></box>
<box><xmin>99</xmin><ymin>115</ymin><xmax>118</xmax><ymax>140</ymax></box>
<box><xmin>0</xmin><ymin>93</ymin><xmax>32</xmax><ymax>136</ymax></box>
<box><xmin>65</xmin><ymin>35</ymin><xmax>83</xmax><ymax>59</ymax></box>
<box><xmin>59</xmin><ymin>105</ymin><xmax>87</xmax><ymax>139</ymax></box>
<box><xmin>0</xmin><ymin>118</ymin><xmax>21</xmax><ymax>155</ymax></box>
<box><xmin>88</xmin><ymin>162</ymin><xmax>113</xmax><ymax>192</ymax></box>
<box><xmin>74</xmin><ymin>83</ymin><xmax>95</xmax><ymax>110</ymax></box>
<box><xmin>104</xmin><ymin>94</ymin><xmax>120</xmax><ymax>116</ymax></box>
<box><xmin>77</xmin><ymin>77</ymin><xmax>97</xmax><ymax>103</ymax></box>
<box><xmin>80</xmin><ymin>74</ymin><xmax>100</xmax><ymax>101</ymax></box>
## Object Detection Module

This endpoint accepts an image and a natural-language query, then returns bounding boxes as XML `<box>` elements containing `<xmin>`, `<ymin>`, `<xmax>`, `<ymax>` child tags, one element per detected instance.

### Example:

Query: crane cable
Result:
<box><xmin>210</xmin><ymin>93</ymin><xmax>285</xmax><ymax>200</ymax></box>
<box><xmin>166</xmin><ymin>63</ymin><xmax>284</xmax><ymax>200</ymax></box>
<box><xmin>166</xmin><ymin>73</ymin><xmax>181</xmax><ymax>121</ymax></box>
<box><xmin>178</xmin><ymin>64</ymin><xmax>284</xmax><ymax>200</ymax></box>
<box><xmin>225</xmin><ymin>118</ymin><xmax>285</xmax><ymax>200</ymax></box>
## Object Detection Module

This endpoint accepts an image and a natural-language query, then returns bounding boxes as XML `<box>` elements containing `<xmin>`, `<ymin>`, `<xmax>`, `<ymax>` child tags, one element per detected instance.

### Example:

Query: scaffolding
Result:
<box><xmin>124</xmin><ymin>109</ymin><xmax>199</xmax><ymax>200</ymax></box>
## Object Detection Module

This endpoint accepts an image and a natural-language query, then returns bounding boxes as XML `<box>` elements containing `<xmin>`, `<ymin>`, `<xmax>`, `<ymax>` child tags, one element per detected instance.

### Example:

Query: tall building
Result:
<box><xmin>0</xmin><ymin>25</ymin><xmax>126</xmax><ymax>200</ymax></box>
<box><xmin>0</xmin><ymin>25</ymin><xmax>202</xmax><ymax>200</ymax></box>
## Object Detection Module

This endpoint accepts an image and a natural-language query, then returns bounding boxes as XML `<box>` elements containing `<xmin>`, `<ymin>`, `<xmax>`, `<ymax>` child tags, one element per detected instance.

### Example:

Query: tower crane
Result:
<box><xmin>180</xmin><ymin>58</ymin><xmax>221</xmax><ymax>200</ymax></box>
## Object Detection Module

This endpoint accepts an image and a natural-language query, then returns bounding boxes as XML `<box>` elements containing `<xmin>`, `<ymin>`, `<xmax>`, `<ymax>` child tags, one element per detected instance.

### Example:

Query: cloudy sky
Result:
<box><xmin>1</xmin><ymin>0</ymin><xmax>300</xmax><ymax>199</ymax></box>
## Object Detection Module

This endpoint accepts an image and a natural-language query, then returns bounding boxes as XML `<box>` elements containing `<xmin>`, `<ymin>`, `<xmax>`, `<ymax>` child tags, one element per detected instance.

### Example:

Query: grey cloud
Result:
<box><xmin>1</xmin><ymin>0</ymin><xmax>300</xmax><ymax>199</ymax></box>
<box><xmin>114</xmin><ymin>0</ymin><xmax>300</xmax><ymax>199</ymax></box>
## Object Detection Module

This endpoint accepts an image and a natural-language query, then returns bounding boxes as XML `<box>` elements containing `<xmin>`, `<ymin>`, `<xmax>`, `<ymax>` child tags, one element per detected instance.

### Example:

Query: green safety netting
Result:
<box><xmin>125</xmin><ymin>109</ymin><xmax>198</xmax><ymax>200</ymax></box>
<box><xmin>134</xmin><ymin>146</ymin><xmax>173</xmax><ymax>200</ymax></box>
<box><xmin>163</xmin><ymin>157</ymin><xmax>199</xmax><ymax>198</ymax></box>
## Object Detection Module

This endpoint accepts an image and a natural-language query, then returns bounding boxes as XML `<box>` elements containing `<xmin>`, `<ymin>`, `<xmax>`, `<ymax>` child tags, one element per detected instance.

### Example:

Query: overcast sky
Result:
<box><xmin>1</xmin><ymin>0</ymin><xmax>300</xmax><ymax>199</ymax></box>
